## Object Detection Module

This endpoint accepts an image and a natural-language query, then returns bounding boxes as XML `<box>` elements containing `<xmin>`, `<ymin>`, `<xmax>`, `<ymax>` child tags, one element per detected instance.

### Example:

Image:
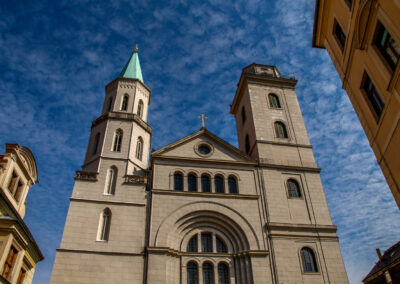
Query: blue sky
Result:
<box><xmin>1</xmin><ymin>0</ymin><xmax>399</xmax><ymax>283</ymax></box>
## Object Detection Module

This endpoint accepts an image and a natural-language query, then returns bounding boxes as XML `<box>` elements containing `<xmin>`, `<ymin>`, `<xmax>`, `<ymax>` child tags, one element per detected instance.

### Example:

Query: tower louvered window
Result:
<box><xmin>287</xmin><ymin>179</ymin><xmax>301</xmax><ymax>198</ymax></box>
<box><xmin>121</xmin><ymin>95</ymin><xmax>129</xmax><ymax>111</ymax></box>
<box><xmin>269</xmin><ymin>93</ymin><xmax>281</xmax><ymax>108</ymax></box>
<box><xmin>136</xmin><ymin>137</ymin><xmax>143</xmax><ymax>160</ymax></box>
<box><xmin>274</xmin><ymin>122</ymin><xmax>288</xmax><ymax>138</ymax></box>
<box><xmin>99</xmin><ymin>208</ymin><xmax>112</xmax><ymax>241</ymax></box>
<box><xmin>113</xmin><ymin>129</ymin><xmax>123</xmax><ymax>152</ymax></box>
<box><xmin>137</xmin><ymin>99</ymin><xmax>144</xmax><ymax>118</ymax></box>
<box><xmin>301</xmin><ymin>247</ymin><xmax>318</xmax><ymax>272</ymax></box>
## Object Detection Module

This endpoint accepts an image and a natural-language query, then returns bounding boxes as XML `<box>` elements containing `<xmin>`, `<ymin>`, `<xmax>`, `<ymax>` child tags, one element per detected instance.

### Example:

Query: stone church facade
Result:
<box><xmin>50</xmin><ymin>50</ymin><xmax>348</xmax><ymax>283</ymax></box>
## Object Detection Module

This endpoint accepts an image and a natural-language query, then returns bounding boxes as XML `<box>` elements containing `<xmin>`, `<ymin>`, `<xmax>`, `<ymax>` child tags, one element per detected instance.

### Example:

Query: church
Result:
<box><xmin>50</xmin><ymin>48</ymin><xmax>348</xmax><ymax>283</ymax></box>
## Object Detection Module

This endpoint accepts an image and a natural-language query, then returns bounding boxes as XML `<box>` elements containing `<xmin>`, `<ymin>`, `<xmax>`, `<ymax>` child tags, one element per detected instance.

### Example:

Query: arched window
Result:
<box><xmin>214</xmin><ymin>175</ymin><xmax>224</xmax><ymax>193</ymax></box>
<box><xmin>241</xmin><ymin>106</ymin><xmax>246</xmax><ymax>123</ymax></box>
<box><xmin>104</xmin><ymin>166</ymin><xmax>117</xmax><ymax>195</ymax></box>
<box><xmin>113</xmin><ymin>129</ymin><xmax>123</xmax><ymax>152</ymax></box>
<box><xmin>274</xmin><ymin>121</ymin><xmax>288</xmax><ymax>138</ymax></box>
<box><xmin>301</xmin><ymin>247</ymin><xmax>318</xmax><ymax>272</ymax></box>
<box><xmin>187</xmin><ymin>235</ymin><xmax>198</xmax><ymax>252</ymax></box>
<box><xmin>174</xmin><ymin>172</ymin><xmax>183</xmax><ymax>191</ymax></box>
<box><xmin>136</xmin><ymin>137</ymin><xmax>143</xmax><ymax>161</ymax></box>
<box><xmin>107</xmin><ymin>97</ymin><xmax>113</xmax><ymax>111</ymax></box>
<box><xmin>216</xmin><ymin>236</ymin><xmax>227</xmax><ymax>253</ymax></box>
<box><xmin>137</xmin><ymin>99</ymin><xmax>144</xmax><ymax>118</ymax></box>
<box><xmin>92</xmin><ymin>133</ymin><xmax>100</xmax><ymax>155</ymax></box>
<box><xmin>228</xmin><ymin>176</ymin><xmax>238</xmax><ymax>194</ymax></box>
<box><xmin>287</xmin><ymin>179</ymin><xmax>301</xmax><ymax>198</ymax></box>
<box><xmin>269</xmin><ymin>93</ymin><xmax>281</xmax><ymax>108</ymax></box>
<box><xmin>98</xmin><ymin>208</ymin><xmax>111</xmax><ymax>241</ymax></box>
<box><xmin>218</xmin><ymin>263</ymin><xmax>229</xmax><ymax>284</ymax></box>
<box><xmin>245</xmin><ymin>134</ymin><xmax>250</xmax><ymax>154</ymax></box>
<box><xmin>201</xmin><ymin>233</ymin><xmax>213</xmax><ymax>252</ymax></box>
<box><xmin>201</xmin><ymin>175</ymin><xmax>211</xmax><ymax>193</ymax></box>
<box><xmin>121</xmin><ymin>94</ymin><xmax>129</xmax><ymax>111</ymax></box>
<box><xmin>188</xmin><ymin>173</ymin><xmax>197</xmax><ymax>192</ymax></box>
<box><xmin>187</xmin><ymin>262</ymin><xmax>198</xmax><ymax>284</ymax></box>
<box><xmin>202</xmin><ymin>263</ymin><xmax>214</xmax><ymax>284</ymax></box>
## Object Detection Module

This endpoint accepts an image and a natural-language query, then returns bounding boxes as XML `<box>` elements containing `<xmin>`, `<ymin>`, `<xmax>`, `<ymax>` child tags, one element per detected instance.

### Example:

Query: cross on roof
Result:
<box><xmin>198</xmin><ymin>114</ymin><xmax>208</xmax><ymax>128</ymax></box>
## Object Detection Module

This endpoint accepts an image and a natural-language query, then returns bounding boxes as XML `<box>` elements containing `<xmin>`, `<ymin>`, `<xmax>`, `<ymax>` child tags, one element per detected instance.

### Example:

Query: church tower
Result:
<box><xmin>230</xmin><ymin>64</ymin><xmax>348</xmax><ymax>283</ymax></box>
<box><xmin>50</xmin><ymin>48</ymin><xmax>152</xmax><ymax>283</ymax></box>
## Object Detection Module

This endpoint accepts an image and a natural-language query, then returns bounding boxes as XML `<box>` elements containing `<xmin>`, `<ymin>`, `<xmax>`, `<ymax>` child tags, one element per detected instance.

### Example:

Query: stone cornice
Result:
<box><xmin>258</xmin><ymin>159</ymin><xmax>321</xmax><ymax>173</ymax></box>
<box><xmin>56</xmin><ymin>248</ymin><xmax>143</xmax><ymax>256</ymax></box>
<box><xmin>70</xmin><ymin>197</ymin><xmax>146</xmax><ymax>207</ymax></box>
<box><xmin>151</xmin><ymin>155</ymin><xmax>256</xmax><ymax>167</ymax></box>
<box><xmin>267</xmin><ymin>222</ymin><xmax>337</xmax><ymax>232</ymax></box>
<box><xmin>74</xmin><ymin>171</ymin><xmax>98</xmax><ymax>182</ymax></box>
<box><xmin>151</xmin><ymin>189</ymin><xmax>259</xmax><ymax>200</ymax></box>
<box><xmin>146</xmin><ymin>247</ymin><xmax>269</xmax><ymax>258</ymax></box>
<box><xmin>91</xmin><ymin>112</ymin><xmax>152</xmax><ymax>134</ymax></box>
<box><xmin>255</xmin><ymin>139</ymin><xmax>312</xmax><ymax>149</ymax></box>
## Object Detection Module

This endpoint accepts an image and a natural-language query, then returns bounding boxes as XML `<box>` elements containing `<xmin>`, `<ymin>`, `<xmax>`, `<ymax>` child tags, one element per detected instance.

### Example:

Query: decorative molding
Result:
<box><xmin>255</xmin><ymin>139</ymin><xmax>313</xmax><ymax>149</ymax></box>
<box><xmin>56</xmin><ymin>248</ymin><xmax>143</xmax><ymax>257</ymax></box>
<box><xmin>123</xmin><ymin>175</ymin><xmax>147</xmax><ymax>185</ymax></box>
<box><xmin>146</xmin><ymin>247</ymin><xmax>269</xmax><ymax>258</ymax></box>
<box><xmin>267</xmin><ymin>222</ymin><xmax>337</xmax><ymax>232</ymax></box>
<box><xmin>258</xmin><ymin>159</ymin><xmax>321</xmax><ymax>173</ymax></box>
<box><xmin>152</xmin><ymin>189</ymin><xmax>259</xmax><ymax>199</ymax></box>
<box><xmin>91</xmin><ymin>112</ymin><xmax>152</xmax><ymax>134</ymax></box>
<box><xmin>74</xmin><ymin>171</ymin><xmax>98</xmax><ymax>182</ymax></box>
<box><xmin>70</xmin><ymin>197</ymin><xmax>146</xmax><ymax>207</ymax></box>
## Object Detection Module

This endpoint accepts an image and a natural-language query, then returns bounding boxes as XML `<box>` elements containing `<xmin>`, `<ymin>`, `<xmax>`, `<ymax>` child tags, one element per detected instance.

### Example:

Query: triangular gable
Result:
<box><xmin>151</xmin><ymin>127</ymin><xmax>255</xmax><ymax>163</ymax></box>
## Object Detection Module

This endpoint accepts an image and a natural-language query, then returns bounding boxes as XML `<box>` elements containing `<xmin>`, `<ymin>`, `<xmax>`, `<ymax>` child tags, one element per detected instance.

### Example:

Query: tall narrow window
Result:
<box><xmin>214</xmin><ymin>175</ymin><xmax>224</xmax><ymax>193</ymax></box>
<box><xmin>107</xmin><ymin>97</ymin><xmax>113</xmax><ymax>111</ymax></box>
<box><xmin>287</xmin><ymin>179</ymin><xmax>301</xmax><ymax>198</ymax></box>
<box><xmin>137</xmin><ymin>99</ymin><xmax>144</xmax><ymax>118</ymax></box>
<box><xmin>188</xmin><ymin>174</ymin><xmax>197</xmax><ymax>192</ymax></box>
<box><xmin>201</xmin><ymin>175</ymin><xmax>211</xmax><ymax>192</ymax></box>
<box><xmin>187</xmin><ymin>262</ymin><xmax>198</xmax><ymax>284</ymax></box>
<box><xmin>362</xmin><ymin>73</ymin><xmax>385</xmax><ymax>120</ymax></box>
<box><xmin>8</xmin><ymin>171</ymin><xmax>18</xmax><ymax>194</ymax></box>
<box><xmin>121</xmin><ymin>95</ymin><xmax>129</xmax><ymax>111</ymax></box>
<box><xmin>92</xmin><ymin>133</ymin><xmax>100</xmax><ymax>155</ymax></box>
<box><xmin>113</xmin><ymin>129</ymin><xmax>123</xmax><ymax>152</ymax></box>
<box><xmin>245</xmin><ymin>134</ymin><xmax>250</xmax><ymax>154</ymax></box>
<box><xmin>187</xmin><ymin>235</ymin><xmax>198</xmax><ymax>252</ymax></box>
<box><xmin>202</xmin><ymin>263</ymin><xmax>214</xmax><ymax>284</ymax></box>
<box><xmin>216</xmin><ymin>236</ymin><xmax>227</xmax><ymax>253</ymax></box>
<box><xmin>228</xmin><ymin>176</ymin><xmax>237</xmax><ymax>194</ymax></box>
<box><xmin>374</xmin><ymin>22</ymin><xmax>400</xmax><ymax>70</ymax></box>
<box><xmin>269</xmin><ymin>93</ymin><xmax>281</xmax><ymax>108</ymax></box>
<box><xmin>301</xmin><ymin>247</ymin><xmax>318</xmax><ymax>272</ymax></box>
<box><xmin>201</xmin><ymin>233</ymin><xmax>213</xmax><ymax>252</ymax></box>
<box><xmin>136</xmin><ymin>137</ymin><xmax>143</xmax><ymax>160</ymax></box>
<box><xmin>2</xmin><ymin>246</ymin><xmax>18</xmax><ymax>280</ymax></box>
<box><xmin>218</xmin><ymin>263</ymin><xmax>229</xmax><ymax>284</ymax></box>
<box><xmin>98</xmin><ymin>208</ymin><xmax>112</xmax><ymax>241</ymax></box>
<box><xmin>174</xmin><ymin>172</ymin><xmax>183</xmax><ymax>191</ymax></box>
<box><xmin>104</xmin><ymin>167</ymin><xmax>117</xmax><ymax>195</ymax></box>
<box><xmin>333</xmin><ymin>19</ymin><xmax>346</xmax><ymax>50</ymax></box>
<box><xmin>274</xmin><ymin>122</ymin><xmax>288</xmax><ymax>138</ymax></box>
<box><xmin>16</xmin><ymin>268</ymin><xmax>26</xmax><ymax>284</ymax></box>
<box><xmin>241</xmin><ymin>106</ymin><xmax>246</xmax><ymax>124</ymax></box>
<box><xmin>14</xmin><ymin>181</ymin><xmax>24</xmax><ymax>202</ymax></box>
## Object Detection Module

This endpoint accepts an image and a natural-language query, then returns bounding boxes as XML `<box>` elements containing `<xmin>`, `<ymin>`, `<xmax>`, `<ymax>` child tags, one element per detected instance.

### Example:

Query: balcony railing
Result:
<box><xmin>74</xmin><ymin>171</ymin><xmax>98</xmax><ymax>182</ymax></box>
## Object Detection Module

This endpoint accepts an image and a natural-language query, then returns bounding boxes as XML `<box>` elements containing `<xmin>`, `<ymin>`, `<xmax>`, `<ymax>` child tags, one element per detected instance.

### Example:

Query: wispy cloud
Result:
<box><xmin>0</xmin><ymin>1</ymin><xmax>398</xmax><ymax>283</ymax></box>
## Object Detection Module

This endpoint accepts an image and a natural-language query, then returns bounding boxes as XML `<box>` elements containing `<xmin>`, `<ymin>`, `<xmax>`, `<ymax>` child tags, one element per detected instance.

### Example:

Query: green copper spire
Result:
<box><xmin>119</xmin><ymin>45</ymin><xmax>143</xmax><ymax>82</ymax></box>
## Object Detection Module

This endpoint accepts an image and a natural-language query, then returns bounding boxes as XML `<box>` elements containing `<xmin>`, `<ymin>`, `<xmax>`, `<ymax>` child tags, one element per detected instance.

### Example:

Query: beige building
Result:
<box><xmin>312</xmin><ymin>0</ymin><xmax>400</xmax><ymax>209</ymax></box>
<box><xmin>0</xmin><ymin>144</ymin><xmax>44</xmax><ymax>284</ymax></box>
<box><xmin>50</xmin><ymin>50</ymin><xmax>348</xmax><ymax>283</ymax></box>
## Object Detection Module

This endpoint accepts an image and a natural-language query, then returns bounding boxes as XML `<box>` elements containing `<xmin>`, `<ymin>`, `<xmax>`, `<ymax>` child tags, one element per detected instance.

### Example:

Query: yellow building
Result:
<box><xmin>313</xmin><ymin>0</ymin><xmax>400</xmax><ymax>209</ymax></box>
<box><xmin>0</xmin><ymin>144</ymin><xmax>43</xmax><ymax>284</ymax></box>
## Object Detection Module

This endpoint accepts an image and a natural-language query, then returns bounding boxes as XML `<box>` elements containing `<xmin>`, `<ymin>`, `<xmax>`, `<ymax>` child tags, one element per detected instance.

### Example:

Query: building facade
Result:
<box><xmin>50</xmin><ymin>51</ymin><xmax>348</xmax><ymax>283</ymax></box>
<box><xmin>312</xmin><ymin>0</ymin><xmax>400</xmax><ymax>209</ymax></box>
<box><xmin>0</xmin><ymin>144</ymin><xmax>44</xmax><ymax>284</ymax></box>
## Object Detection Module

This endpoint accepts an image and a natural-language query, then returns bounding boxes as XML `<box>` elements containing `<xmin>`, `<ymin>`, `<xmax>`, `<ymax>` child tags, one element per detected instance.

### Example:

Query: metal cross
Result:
<box><xmin>198</xmin><ymin>114</ymin><xmax>208</xmax><ymax>128</ymax></box>
<box><xmin>134</xmin><ymin>44</ymin><xmax>139</xmax><ymax>52</ymax></box>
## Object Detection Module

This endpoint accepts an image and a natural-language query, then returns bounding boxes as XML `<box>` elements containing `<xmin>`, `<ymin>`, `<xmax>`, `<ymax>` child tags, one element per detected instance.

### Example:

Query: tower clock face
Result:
<box><xmin>198</xmin><ymin>144</ymin><xmax>211</xmax><ymax>155</ymax></box>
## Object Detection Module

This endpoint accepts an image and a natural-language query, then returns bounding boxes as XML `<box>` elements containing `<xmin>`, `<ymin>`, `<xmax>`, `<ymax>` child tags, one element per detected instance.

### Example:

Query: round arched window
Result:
<box><xmin>198</xmin><ymin>144</ymin><xmax>211</xmax><ymax>155</ymax></box>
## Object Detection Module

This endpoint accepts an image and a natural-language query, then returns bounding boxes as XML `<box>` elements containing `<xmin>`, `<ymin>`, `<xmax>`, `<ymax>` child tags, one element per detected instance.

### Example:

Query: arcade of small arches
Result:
<box><xmin>172</xmin><ymin>171</ymin><xmax>238</xmax><ymax>194</ymax></box>
<box><xmin>106</xmin><ymin>93</ymin><xmax>145</xmax><ymax>119</ymax></box>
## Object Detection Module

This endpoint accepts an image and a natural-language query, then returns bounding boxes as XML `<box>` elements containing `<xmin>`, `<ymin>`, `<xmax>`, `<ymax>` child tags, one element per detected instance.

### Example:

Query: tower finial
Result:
<box><xmin>134</xmin><ymin>44</ymin><xmax>139</xmax><ymax>52</ymax></box>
